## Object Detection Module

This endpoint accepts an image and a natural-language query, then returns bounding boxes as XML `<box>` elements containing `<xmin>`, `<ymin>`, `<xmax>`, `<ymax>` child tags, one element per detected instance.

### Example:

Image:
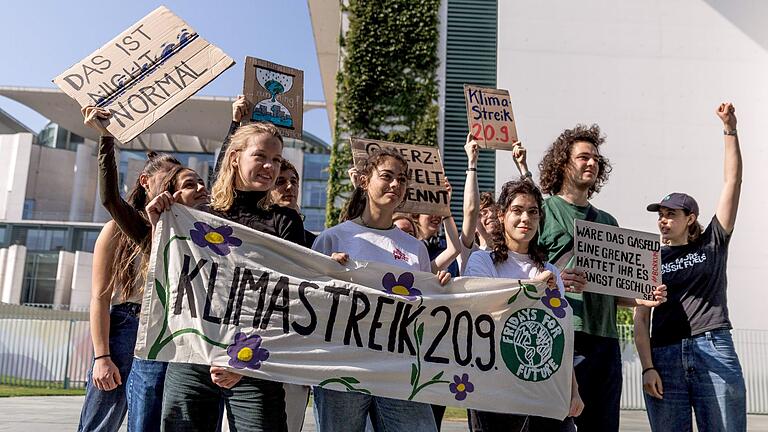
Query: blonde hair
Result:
<box><xmin>210</xmin><ymin>122</ymin><xmax>284</xmax><ymax>211</ymax></box>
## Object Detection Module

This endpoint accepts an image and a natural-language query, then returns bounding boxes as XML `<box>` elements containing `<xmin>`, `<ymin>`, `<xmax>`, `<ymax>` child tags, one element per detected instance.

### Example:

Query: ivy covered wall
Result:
<box><xmin>325</xmin><ymin>0</ymin><xmax>441</xmax><ymax>226</ymax></box>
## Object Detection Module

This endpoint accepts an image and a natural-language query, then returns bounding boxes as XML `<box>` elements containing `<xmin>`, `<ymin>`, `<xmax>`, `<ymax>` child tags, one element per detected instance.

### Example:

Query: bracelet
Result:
<box><xmin>466</xmin><ymin>167</ymin><xmax>477</xmax><ymax>172</ymax></box>
<box><xmin>523</xmin><ymin>171</ymin><xmax>533</xmax><ymax>178</ymax></box>
<box><xmin>94</xmin><ymin>354</ymin><xmax>111</xmax><ymax>361</ymax></box>
<box><xmin>641</xmin><ymin>367</ymin><xmax>656</xmax><ymax>376</ymax></box>
<box><xmin>724</xmin><ymin>129</ymin><xmax>737</xmax><ymax>136</ymax></box>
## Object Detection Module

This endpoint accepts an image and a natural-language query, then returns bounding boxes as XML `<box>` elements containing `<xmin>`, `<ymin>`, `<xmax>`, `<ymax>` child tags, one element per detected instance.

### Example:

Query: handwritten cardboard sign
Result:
<box><xmin>573</xmin><ymin>220</ymin><xmax>661</xmax><ymax>300</ymax></box>
<box><xmin>350</xmin><ymin>138</ymin><xmax>450</xmax><ymax>217</ymax></box>
<box><xmin>243</xmin><ymin>57</ymin><xmax>304</xmax><ymax>140</ymax></box>
<box><xmin>53</xmin><ymin>6</ymin><xmax>235</xmax><ymax>144</ymax></box>
<box><xmin>463</xmin><ymin>85</ymin><xmax>518</xmax><ymax>150</ymax></box>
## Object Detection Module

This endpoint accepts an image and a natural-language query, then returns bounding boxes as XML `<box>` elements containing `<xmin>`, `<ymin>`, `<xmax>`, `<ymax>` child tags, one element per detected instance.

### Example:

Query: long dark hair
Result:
<box><xmin>111</xmin><ymin>152</ymin><xmax>181</xmax><ymax>302</ymax></box>
<box><xmin>538</xmin><ymin>124</ymin><xmax>612</xmax><ymax>198</ymax></box>
<box><xmin>490</xmin><ymin>178</ymin><xmax>547</xmax><ymax>270</ymax></box>
<box><xmin>341</xmin><ymin>147</ymin><xmax>410</xmax><ymax>222</ymax></box>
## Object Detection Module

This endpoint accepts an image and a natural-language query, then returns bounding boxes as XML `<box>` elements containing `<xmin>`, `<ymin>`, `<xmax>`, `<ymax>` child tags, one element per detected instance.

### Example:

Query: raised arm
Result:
<box><xmin>211</xmin><ymin>95</ymin><xmax>250</xmax><ymax>183</ymax></box>
<box><xmin>461</xmin><ymin>133</ymin><xmax>480</xmax><ymax>249</ymax></box>
<box><xmin>83</xmin><ymin>106</ymin><xmax>149</xmax><ymax>245</ymax></box>
<box><xmin>715</xmin><ymin>102</ymin><xmax>742</xmax><ymax>233</ymax></box>
<box><xmin>433</xmin><ymin>177</ymin><xmax>461</xmax><ymax>272</ymax></box>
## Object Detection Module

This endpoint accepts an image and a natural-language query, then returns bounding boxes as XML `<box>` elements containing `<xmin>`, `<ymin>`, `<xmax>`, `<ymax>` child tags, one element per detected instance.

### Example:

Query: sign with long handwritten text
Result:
<box><xmin>463</xmin><ymin>85</ymin><xmax>518</xmax><ymax>150</ymax></box>
<box><xmin>135</xmin><ymin>205</ymin><xmax>574</xmax><ymax>418</ymax></box>
<box><xmin>574</xmin><ymin>220</ymin><xmax>661</xmax><ymax>299</ymax></box>
<box><xmin>243</xmin><ymin>57</ymin><xmax>304</xmax><ymax>140</ymax></box>
<box><xmin>350</xmin><ymin>138</ymin><xmax>450</xmax><ymax>217</ymax></box>
<box><xmin>53</xmin><ymin>6</ymin><xmax>234</xmax><ymax>143</ymax></box>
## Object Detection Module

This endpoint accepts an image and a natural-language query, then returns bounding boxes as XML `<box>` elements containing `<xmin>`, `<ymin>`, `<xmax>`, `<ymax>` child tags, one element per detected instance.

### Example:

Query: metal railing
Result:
<box><xmin>2</xmin><ymin>305</ymin><xmax>767</xmax><ymax>412</ymax></box>
<box><xmin>618</xmin><ymin>324</ymin><xmax>768</xmax><ymax>414</ymax></box>
<box><xmin>0</xmin><ymin>303</ymin><xmax>91</xmax><ymax>389</ymax></box>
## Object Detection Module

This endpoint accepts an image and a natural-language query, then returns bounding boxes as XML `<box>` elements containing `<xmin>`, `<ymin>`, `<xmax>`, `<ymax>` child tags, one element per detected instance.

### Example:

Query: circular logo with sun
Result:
<box><xmin>499</xmin><ymin>308</ymin><xmax>565</xmax><ymax>382</ymax></box>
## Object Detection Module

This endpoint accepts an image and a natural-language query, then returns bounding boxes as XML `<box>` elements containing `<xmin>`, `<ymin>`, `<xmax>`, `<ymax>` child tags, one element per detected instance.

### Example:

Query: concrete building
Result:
<box><xmin>308</xmin><ymin>0</ymin><xmax>768</xmax><ymax>331</ymax></box>
<box><xmin>0</xmin><ymin>88</ymin><xmax>330</xmax><ymax>310</ymax></box>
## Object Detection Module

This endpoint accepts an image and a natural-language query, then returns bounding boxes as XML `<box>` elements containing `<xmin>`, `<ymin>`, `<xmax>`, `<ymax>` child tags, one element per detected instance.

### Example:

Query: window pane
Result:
<box><xmin>303</xmin><ymin>154</ymin><xmax>330</xmax><ymax>180</ymax></box>
<box><xmin>25</xmin><ymin>228</ymin><xmax>68</xmax><ymax>251</ymax></box>
<box><xmin>303</xmin><ymin>208</ymin><xmax>326</xmax><ymax>232</ymax></box>
<box><xmin>21</xmin><ymin>252</ymin><xmax>59</xmax><ymax>305</ymax></box>
<box><xmin>74</xmin><ymin>229</ymin><xmax>100</xmax><ymax>252</ymax></box>
<box><xmin>301</xmin><ymin>181</ymin><xmax>327</xmax><ymax>208</ymax></box>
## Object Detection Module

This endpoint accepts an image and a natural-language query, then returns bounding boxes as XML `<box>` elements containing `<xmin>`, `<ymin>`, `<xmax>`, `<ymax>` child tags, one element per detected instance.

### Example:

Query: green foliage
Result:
<box><xmin>325</xmin><ymin>0</ymin><xmax>441</xmax><ymax>227</ymax></box>
<box><xmin>617</xmin><ymin>306</ymin><xmax>634</xmax><ymax>326</ymax></box>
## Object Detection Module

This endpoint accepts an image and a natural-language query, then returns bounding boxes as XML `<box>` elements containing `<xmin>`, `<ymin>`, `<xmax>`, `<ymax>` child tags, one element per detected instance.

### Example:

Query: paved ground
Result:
<box><xmin>1</xmin><ymin>396</ymin><xmax>768</xmax><ymax>431</ymax></box>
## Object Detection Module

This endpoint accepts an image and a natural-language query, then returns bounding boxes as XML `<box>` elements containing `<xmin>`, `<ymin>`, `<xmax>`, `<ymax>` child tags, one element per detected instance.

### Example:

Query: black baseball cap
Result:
<box><xmin>646</xmin><ymin>192</ymin><xmax>699</xmax><ymax>216</ymax></box>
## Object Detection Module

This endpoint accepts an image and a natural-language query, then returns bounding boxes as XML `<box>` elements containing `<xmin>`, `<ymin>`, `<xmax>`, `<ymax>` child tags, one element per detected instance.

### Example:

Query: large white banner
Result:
<box><xmin>136</xmin><ymin>205</ymin><xmax>573</xmax><ymax>419</ymax></box>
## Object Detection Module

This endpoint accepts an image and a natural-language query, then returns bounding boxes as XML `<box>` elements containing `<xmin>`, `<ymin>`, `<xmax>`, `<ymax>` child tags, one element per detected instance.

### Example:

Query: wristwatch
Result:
<box><xmin>724</xmin><ymin>129</ymin><xmax>737</xmax><ymax>136</ymax></box>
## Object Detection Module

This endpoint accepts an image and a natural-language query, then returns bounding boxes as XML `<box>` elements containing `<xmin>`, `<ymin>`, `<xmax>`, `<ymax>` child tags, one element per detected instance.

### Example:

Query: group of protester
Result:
<box><xmin>76</xmin><ymin>97</ymin><xmax>745</xmax><ymax>432</ymax></box>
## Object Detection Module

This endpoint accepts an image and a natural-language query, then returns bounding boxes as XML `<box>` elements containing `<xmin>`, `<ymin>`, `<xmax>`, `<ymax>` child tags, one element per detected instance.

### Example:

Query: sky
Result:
<box><xmin>0</xmin><ymin>0</ymin><xmax>332</xmax><ymax>143</ymax></box>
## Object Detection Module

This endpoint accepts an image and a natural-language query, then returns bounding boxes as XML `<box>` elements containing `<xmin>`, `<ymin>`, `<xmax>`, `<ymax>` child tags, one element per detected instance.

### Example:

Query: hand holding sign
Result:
<box><xmin>232</xmin><ymin>95</ymin><xmax>251</xmax><ymax>123</ymax></box>
<box><xmin>350</xmin><ymin>138</ymin><xmax>450</xmax><ymax>217</ymax></box>
<box><xmin>82</xmin><ymin>106</ymin><xmax>112</xmax><ymax>137</ymax></box>
<box><xmin>54</xmin><ymin>6</ymin><xmax>235</xmax><ymax>143</ymax></box>
<box><xmin>464</xmin><ymin>85</ymin><xmax>519</xmax><ymax>150</ymax></box>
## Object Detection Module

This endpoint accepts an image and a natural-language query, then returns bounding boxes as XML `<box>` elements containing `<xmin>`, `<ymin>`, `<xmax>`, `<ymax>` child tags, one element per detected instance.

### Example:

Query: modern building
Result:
<box><xmin>0</xmin><ymin>87</ymin><xmax>330</xmax><ymax>310</ymax></box>
<box><xmin>307</xmin><ymin>0</ymin><xmax>768</xmax><ymax>331</ymax></box>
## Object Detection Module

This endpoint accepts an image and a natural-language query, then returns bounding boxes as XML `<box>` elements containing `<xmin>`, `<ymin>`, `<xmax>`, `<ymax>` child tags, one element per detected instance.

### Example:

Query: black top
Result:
<box><xmin>97</xmin><ymin>135</ymin><xmax>150</xmax><ymax>245</ymax></box>
<box><xmin>651</xmin><ymin>216</ymin><xmax>732</xmax><ymax>347</ymax></box>
<box><xmin>207</xmin><ymin>190</ymin><xmax>306</xmax><ymax>246</ymax></box>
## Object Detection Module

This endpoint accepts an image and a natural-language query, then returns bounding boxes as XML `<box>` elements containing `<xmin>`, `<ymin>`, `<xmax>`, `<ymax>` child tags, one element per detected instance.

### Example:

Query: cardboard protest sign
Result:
<box><xmin>573</xmin><ymin>220</ymin><xmax>661</xmax><ymax>300</ymax></box>
<box><xmin>136</xmin><ymin>205</ymin><xmax>574</xmax><ymax>418</ymax></box>
<box><xmin>463</xmin><ymin>85</ymin><xmax>518</xmax><ymax>150</ymax></box>
<box><xmin>53</xmin><ymin>6</ymin><xmax>235</xmax><ymax>143</ymax></box>
<box><xmin>350</xmin><ymin>138</ymin><xmax>450</xmax><ymax>216</ymax></box>
<box><xmin>243</xmin><ymin>57</ymin><xmax>304</xmax><ymax>140</ymax></box>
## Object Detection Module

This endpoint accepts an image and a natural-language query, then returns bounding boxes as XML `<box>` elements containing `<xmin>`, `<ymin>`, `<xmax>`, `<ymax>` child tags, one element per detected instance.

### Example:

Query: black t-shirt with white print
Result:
<box><xmin>651</xmin><ymin>216</ymin><xmax>732</xmax><ymax>347</ymax></box>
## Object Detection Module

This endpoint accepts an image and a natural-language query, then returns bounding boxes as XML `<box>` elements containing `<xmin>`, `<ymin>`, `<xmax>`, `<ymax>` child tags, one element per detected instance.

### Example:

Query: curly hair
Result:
<box><xmin>479</xmin><ymin>191</ymin><xmax>496</xmax><ymax>211</ymax></box>
<box><xmin>538</xmin><ymin>124</ymin><xmax>612</xmax><ymax>198</ymax></box>
<box><xmin>341</xmin><ymin>147</ymin><xmax>410</xmax><ymax>222</ymax></box>
<box><xmin>490</xmin><ymin>178</ymin><xmax>547</xmax><ymax>270</ymax></box>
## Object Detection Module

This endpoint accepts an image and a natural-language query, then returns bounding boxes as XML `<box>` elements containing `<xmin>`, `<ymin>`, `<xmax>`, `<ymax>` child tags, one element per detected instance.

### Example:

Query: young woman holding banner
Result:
<box><xmin>464</xmin><ymin>179</ymin><xmax>583</xmax><ymax>432</ymax></box>
<box><xmin>634</xmin><ymin>103</ymin><xmax>745</xmax><ymax>432</ymax></box>
<box><xmin>311</xmin><ymin>147</ymin><xmax>450</xmax><ymax>432</ymax></box>
<box><xmin>148</xmin><ymin>121</ymin><xmax>305</xmax><ymax>432</ymax></box>
<box><xmin>79</xmin><ymin>107</ymin><xmax>207</xmax><ymax>432</ymax></box>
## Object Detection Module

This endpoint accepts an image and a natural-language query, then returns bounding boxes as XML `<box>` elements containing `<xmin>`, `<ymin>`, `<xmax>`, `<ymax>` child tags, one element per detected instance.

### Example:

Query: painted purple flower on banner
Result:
<box><xmin>541</xmin><ymin>288</ymin><xmax>569</xmax><ymax>318</ymax></box>
<box><xmin>382</xmin><ymin>272</ymin><xmax>422</xmax><ymax>300</ymax></box>
<box><xmin>449</xmin><ymin>373</ymin><xmax>475</xmax><ymax>401</ymax></box>
<box><xmin>190</xmin><ymin>222</ymin><xmax>242</xmax><ymax>256</ymax></box>
<box><xmin>227</xmin><ymin>332</ymin><xmax>270</xmax><ymax>370</ymax></box>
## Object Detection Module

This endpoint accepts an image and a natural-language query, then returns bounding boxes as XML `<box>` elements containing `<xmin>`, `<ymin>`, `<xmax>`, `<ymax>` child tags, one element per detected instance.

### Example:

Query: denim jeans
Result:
<box><xmin>127</xmin><ymin>358</ymin><xmax>168</xmax><ymax>432</ymax></box>
<box><xmin>645</xmin><ymin>329</ymin><xmax>746</xmax><ymax>432</ymax></box>
<box><xmin>573</xmin><ymin>332</ymin><xmax>622</xmax><ymax>432</ymax></box>
<box><xmin>313</xmin><ymin>386</ymin><xmax>437</xmax><ymax>432</ymax></box>
<box><xmin>161</xmin><ymin>362</ymin><xmax>286</xmax><ymax>432</ymax></box>
<box><xmin>78</xmin><ymin>303</ymin><xmax>140</xmax><ymax>432</ymax></box>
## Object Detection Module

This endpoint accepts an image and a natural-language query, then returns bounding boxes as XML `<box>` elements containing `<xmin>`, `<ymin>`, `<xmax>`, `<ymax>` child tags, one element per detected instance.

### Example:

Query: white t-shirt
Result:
<box><xmin>464</xmin><ymin>249</ymin><xmax>565</xmax><ymax>291</ymax></box>
<box><xmin>312</xmin><ymin>220</ymin><xmax>431</xmax><ymax>273</ymax></box>
<box><xmin>456</xmin><ymin>234</ymin><xmax>490</xmax><ymax>275</ymax></box>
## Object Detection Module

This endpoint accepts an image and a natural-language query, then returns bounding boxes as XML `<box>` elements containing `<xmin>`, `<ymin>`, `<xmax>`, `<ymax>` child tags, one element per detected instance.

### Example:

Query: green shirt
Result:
<box><xmin>540</xmin><ymin>195</ymin><xmax>619</xmax><ymax>339</ymax></box>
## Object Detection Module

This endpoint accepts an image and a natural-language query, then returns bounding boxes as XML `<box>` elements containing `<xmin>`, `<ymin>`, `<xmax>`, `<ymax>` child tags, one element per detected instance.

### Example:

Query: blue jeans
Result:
<box><xmin>127</xmin><ymin>358</ymin><xmax>168</xmax><ymax>432</ymax></box>
<box><xmin>313</xmin><ymin>386</ymin><xmax>437</xmax><ymax>432</ymax></box>
<box><xmin>645</xmin><ymin>329</ymin><xmax>746</xmax><ymax>432</ymax></box>
<box><xmin>78</xmin><ymin>303</ymin><xmax>140</xmax><ymax>432</ymax></box>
